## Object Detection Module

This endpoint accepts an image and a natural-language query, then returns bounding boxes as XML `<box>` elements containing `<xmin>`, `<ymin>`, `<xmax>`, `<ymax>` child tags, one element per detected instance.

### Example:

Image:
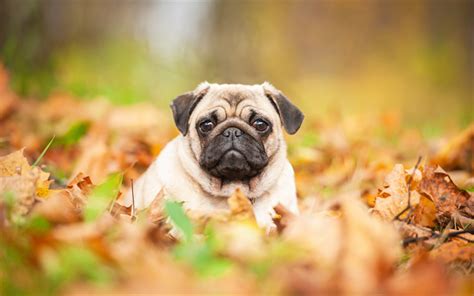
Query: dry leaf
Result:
<box><xmin>371</xmin><ymin>164</ymin><xmax>421</xmax><ymax>221</ymax></box>
<box><xmin>432</xmin><ymin>124</ymin><xmax>474</xmax><ymax>172</ymax></box>
<box><xmin>0</xmin><ymin>174</ymin><xmax>37</xmax><ymax>215</ymax></box>
<box><xmin>33</xmin><ymin>190</ymin><xmax>81</xmax><ymax>224</ymax></box>
<box><xmin>272</xmin><ymin>203</ymin><xmax>295</xmax><ymax>233</ymax></box>
<box><xmin>419</xmin><ymin>165</ymin><xmax>473</xmax><ymax>226</ymax></box>
<box><xmin>283</xmin><ymin>195</ymin><xmax>401</xmax><ymax>294</ymax></box>
<box><xmin>0</xmin><ymin>149</ymin><xmax>52</xmax><ymax>216</ymax></box>
<box><xmin>0</xmin><ymin>149</ymin><xmax>51</xmax><ymax>191</ymax></box>
<box><xmin>411</xmin><ymin>194</ymin><xmax>437</xmax><ymax>227</ymax></box>
<box><xmin>147</xmin><ymin>189</ymin><xmax>165</xmax><ymax>223</ymax></box>
<box><xmin>0</xmin><ymin>149</ymin><xmax>31</xmax><ymax>177</ymax></box>
<box><xmin>227</xmin><ymin>188</ymin><xmax>256</xmax><ymax>221</ymax></box>
<box><xmin>386</xmin><ymin>256</ymin><xmax>450</xmax><ymax>296</ymax></box>
<box><xmin>70</xmin><ymin>127</ymin><xmax>111</xmax><ymax>183</ymax></box>
<box><xmin>430</xmin><ymin>240</ymin><xmax>474</xmax><ymax>264</ymax></box>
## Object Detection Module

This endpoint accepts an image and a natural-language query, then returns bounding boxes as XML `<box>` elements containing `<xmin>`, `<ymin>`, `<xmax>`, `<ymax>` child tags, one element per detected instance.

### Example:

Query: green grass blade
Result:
<box><xmin>33</xmin><ymin>135</ymin><xmax>56</xmax><ymax>166</ymax></box>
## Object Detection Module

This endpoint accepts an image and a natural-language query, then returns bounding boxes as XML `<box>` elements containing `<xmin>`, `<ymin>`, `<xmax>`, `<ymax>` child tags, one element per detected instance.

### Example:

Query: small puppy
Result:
<box><xmin>122</xmin><ymin>82</ymin><xmax>304</xmax><ymax>229</ymax></box>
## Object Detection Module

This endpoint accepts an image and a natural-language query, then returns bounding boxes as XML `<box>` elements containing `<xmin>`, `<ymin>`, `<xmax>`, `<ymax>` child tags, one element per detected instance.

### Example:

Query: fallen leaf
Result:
<box><xmin>371</xmin><ymin>164</ymin><xmax>421</xmax><ymax>221</ymax></box>
<box><xmin>432</xmin><ymin>124</ymin><xmax>474</xmax><ymax>172</ymax></box>
<box><xmin>0</xmin><ymin>149</ymin><xmax>53</xmax><ymax>217</ymax></box>
<box><xmin>411</xmin><ymin>194</ymin><xmax>437</xmax><ymax>227</ymax></box>
<box><xmin>430</xmin><ymin>240</ymin><xmax>474</xmax><ymax>265</ymax></box>
<box><xmin>386</xmin><ymin>255</ymin><xmax>450</xmax><ymax>296</ymax></box>
<box><xmin>70</xmin><ymin>127</ymin><xmax>111</xmax><ymax>184</ymax></box>
<box><xmin>419</xmin><ymin>165</ymin><xmax>473</xmax><ymax>226</ymax></box>
<box><xmin>147</xmin><ymin>189</ymin><xmax>165</xmax><ymax>223</ymax></box>
<box><xmin>227</xmin><ymin>188</ymin><xmax>256</xmax><ymax>222</ymax></box>
<box><xmin>0</xmin><ymin>174</ymin><xmax>37</xmax><ymax>216</ymax></box>
<box><xmin>0</xmin><ymin>149</ymin><xmax>51</xmax><ymax>192</ymax></box>
<box><xmin>283</xmin><ymin>194</ymin><xmax>401</xmax><ymax>294</ymax></box>
<box><xmin>0</xmin><ymin>149</ymin><xmax>31</xmax><ymax>177</ymax></box>
<box><xmin>272</xmin><ymin>203</ymin><xmax>295</xmax><ymax>233</ymax></box>
<box><xmin>33</xmin><ymin>190</ymin><xmax>81</xmax><ymax>224</ymax></box>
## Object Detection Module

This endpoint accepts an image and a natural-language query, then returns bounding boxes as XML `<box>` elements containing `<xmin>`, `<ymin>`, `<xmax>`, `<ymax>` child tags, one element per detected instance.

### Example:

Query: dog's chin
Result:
<box><xmin>206</xmin><ymin>150</ymin><xmax>265</xmax><ymax>182</ymax></box>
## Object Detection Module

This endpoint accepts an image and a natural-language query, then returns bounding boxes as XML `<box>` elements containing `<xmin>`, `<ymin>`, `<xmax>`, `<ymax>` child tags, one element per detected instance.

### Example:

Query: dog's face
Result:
<box><xmin>171</xmin><ymin>82</ymin><xmax>303</xmax><ymax>184</ymax></box>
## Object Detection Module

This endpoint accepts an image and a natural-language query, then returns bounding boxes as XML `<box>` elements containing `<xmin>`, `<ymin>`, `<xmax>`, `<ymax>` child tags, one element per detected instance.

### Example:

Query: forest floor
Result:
<box><xmin>0</xmin><ymin>65</ymin><xmax>473</xmax><ymax>295</ymax></box>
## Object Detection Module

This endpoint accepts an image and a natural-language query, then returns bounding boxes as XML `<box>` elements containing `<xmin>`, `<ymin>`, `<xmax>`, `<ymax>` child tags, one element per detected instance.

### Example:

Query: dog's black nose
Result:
<box><xmin>222</xmin><ymin>127</ymin><xmax>243</xmax><ymax>138</ymax></box>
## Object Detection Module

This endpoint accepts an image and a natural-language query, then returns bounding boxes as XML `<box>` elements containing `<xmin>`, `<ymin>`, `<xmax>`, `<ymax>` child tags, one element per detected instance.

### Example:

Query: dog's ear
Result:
<box><xmin>262</xmin><ymin>82</ymin><xmax>304</xmax><ymax>134</ymax></box>
<box><xmin>170</xmin><ymin>83</ymin><xmax>210</xmax><ymax>135</ymax></box>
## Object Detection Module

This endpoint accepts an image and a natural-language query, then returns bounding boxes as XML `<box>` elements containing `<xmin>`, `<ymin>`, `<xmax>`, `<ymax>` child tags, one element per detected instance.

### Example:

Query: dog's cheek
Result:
<box><xmin>262</xmin><ymin>132</ymin><xmax>279</xmax><ymax>158</ymax></box>
<box><xmin>188</xmin><ymin>128</ymin><xmax>204</xmax><ymax>161</ymax></box>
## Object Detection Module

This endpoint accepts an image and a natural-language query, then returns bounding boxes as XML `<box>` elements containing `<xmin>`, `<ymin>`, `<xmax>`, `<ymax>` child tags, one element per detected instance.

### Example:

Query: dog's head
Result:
<box><xmin>171</xmin><ymin>82</ymin><xmax>304</xmax><ymax>183</ymax></box>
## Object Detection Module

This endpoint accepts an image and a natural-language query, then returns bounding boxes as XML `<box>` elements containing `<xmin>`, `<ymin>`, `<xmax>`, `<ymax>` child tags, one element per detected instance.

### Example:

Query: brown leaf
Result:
<box><xmin>283</xmin><ymin>195</ymin><xmax>401</xmax><ymax>295</ymax></box>
<box><xmin>0</xmin><ymin>149</ymin><xmax>51</xmax><ymax>193</ymax></box>
<box><xmin>70</xmin><ymin>127</ymin><xmax>111</xmax><ymax>183</ymax></box>
<box><xmin>0</xmin><ymin>175</ymin><xmax>37</xmax><ymax>216</ymax></box>
<box><xmin>432</xmin><ymin>124</ymin><xmax>474</xmax><ymax>172</ymax></box>
<box><xmin>430</xmin><ymin>240</ymin><xmax>474</xmax><ymax>265</ymax></box>
<box><xmin>147</xmin><ymin>189</ymin><xmax>165</xmax><ymax>223</ymax></box>
<box><xmin>227</xmin><ymin>188</ymin><xmax>256</xmax><ymax>221</ymax></box>
<box><xmin>419</xmin><ymin>165</ymin><xmax>473</xmax><ymax>226</ymax></box>
<box><xmin>386</xmin><ymin>255</ymin><xmax>450</xmax><ymax>296</ymax></box>
<box><xmin>0</xmin><ymin>93</ymin><xmax>17</xmax><ymax>121</ymax></box>
<box><xmin>33</xmin><ymin>190</ymin><xmax>81</xmax><ymax>224</ymax></box>
<box><xmin>32</xmin><ymin>173</ymin><xmax>96</xmax><ymax>224</ymax></box>
<box><xmin>109</xmin><ymin>202</ymin><xmax>131</xmax><ymax>218</ymax></box>
<box><xmin>371</xmin><ymin>164</ymin><xmax>421</xmax><ymax>221</ymax></box>
<box><xmin>0</xmin><ymin>149</ymin><xmax>52</xmax><ymax>216</ymax></box>
<box><xmin>67</xmin><ymin>172</ymin><xmax>93</xmax><ymax>192</ymax></box>
<box><xmin>272</xmin><ymin>203</ymin><xmax>295</xmax><ymax>233</ymax></box>
<box><xmin>411</xmin><ymin>194</ymin><xmax>437</xmax><ymax>227</ymax></box>
<box><xmin>393</xmin><ymin>220</ymin><xmax>433</xmax><ymax>240</ymax></box>
<box><xmin>0</xmin><ymin>149</ymin><xmax>31</xmax><ymax>177</ymax></box>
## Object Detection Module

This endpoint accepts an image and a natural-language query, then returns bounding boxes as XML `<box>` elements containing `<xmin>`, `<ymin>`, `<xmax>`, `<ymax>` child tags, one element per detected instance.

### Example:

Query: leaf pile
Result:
<box><xmin>0</xmin><ymin>65</ymin><xmax>473</xmax><ymax>295</ymax></box>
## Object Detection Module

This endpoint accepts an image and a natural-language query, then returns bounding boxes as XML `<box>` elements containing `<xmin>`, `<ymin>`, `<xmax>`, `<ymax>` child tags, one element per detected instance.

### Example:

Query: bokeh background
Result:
<box><xmin>1</xmin><ymin>2</ymin><xmax>473</xmax><ymax>294</ymax></box>
<box><xmin>1</xmin><ymin>0</ymin><xmax>472</xmax><ymax>134</ymax></box>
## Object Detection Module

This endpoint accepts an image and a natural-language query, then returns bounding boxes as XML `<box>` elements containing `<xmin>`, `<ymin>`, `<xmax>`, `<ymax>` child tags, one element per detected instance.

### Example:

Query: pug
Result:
<box><xmin>122</xmin><ymin>82</ymin><xmax>304</xmax><ymax>229</ymax></box>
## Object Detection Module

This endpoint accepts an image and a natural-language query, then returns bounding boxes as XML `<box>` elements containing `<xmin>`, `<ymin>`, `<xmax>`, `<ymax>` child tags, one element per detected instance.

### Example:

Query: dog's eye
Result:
<box><xmin>252</xmin><ymin>119</ymin><xmax>269</xmax><ymax>132</ymax></box>
<box><xmin>199</xmin><ymin>120</ymin><xmax>215</xmax><ymax>133</ymax></box>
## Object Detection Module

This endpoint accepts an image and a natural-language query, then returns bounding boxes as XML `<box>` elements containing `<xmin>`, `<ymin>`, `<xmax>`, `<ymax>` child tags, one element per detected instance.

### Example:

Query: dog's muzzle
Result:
<box><xmin>200</xmin><ymin>126</ymin><xmax>269</xmax><ymax>181</ymax></box>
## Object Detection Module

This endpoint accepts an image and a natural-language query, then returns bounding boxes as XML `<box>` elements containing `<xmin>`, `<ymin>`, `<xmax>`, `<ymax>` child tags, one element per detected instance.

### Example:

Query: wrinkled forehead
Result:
<box><xmin>193</xmin><ymin>85</ymin><xmax>276</xmax><ymax>120</ymax></box>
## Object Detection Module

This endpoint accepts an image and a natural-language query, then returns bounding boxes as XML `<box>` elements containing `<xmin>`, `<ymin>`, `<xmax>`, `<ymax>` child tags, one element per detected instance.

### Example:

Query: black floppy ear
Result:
<box><xmin>170</xmin><ymin>86</ymin><xmax>209</xmax><ymax>135</ymax></box>
<box><xmin>263</xmin><ymin>83</ymin><xmax>304</xmax><ymax>134</ymax></box>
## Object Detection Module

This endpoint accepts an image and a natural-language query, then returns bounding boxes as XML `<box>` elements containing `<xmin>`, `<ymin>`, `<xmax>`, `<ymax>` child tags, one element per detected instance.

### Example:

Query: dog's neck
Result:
<box><xmin>176</xmin><ymin>135</ymin><xmax>287</xmax><ymax>199</ymax></box>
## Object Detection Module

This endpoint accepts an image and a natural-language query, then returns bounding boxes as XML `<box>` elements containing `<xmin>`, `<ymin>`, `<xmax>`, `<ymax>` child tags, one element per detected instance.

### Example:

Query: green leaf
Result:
<box><xmin>164</xmin><ymin>200</ymin><xmax>193</xmax><ymax>242</ymax></box>
<box><xmin>84</xmin><ymin>173</ymin><xmax>122</xmax><ymax>222</ymax></box>
<box><xmin>465</xmin><ymin>185</ymin><xmax>474</xmax><ymax>193</ymax></box>
<box><xmin>55</xmin><ymin>121</ymin><xmax>90</xmax><ymax>147</ymax></box>
<box><xmin>43</xmin><ymin>246</ymin><xmax>114</xmax><ymax>290</ymax></box>
<box><xmin>24</xmin><ymin>216</ymin><xmax>51</xmax><ymax>234</ymax></box>
<box><xmin>2</xmin><ymin>191</ymin><xmax>16</xmax><ymax>209</ymax></box>
<box><xmin>173</xmin><ymin>243</ymin><xmax>232</xmax><ymax>278</ymax></box>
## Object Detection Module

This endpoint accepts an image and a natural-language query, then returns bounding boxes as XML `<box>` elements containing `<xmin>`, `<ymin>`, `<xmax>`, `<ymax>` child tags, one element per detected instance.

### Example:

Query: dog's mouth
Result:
<box><xmin>205</xmin><ymin>149</ymin><xmax>267</xmax><ymax>181</ymax></box>
<box><xmin>199</xmin><ymin>126</ymin><xmax>269</xmax><ymax>182</ymax></box>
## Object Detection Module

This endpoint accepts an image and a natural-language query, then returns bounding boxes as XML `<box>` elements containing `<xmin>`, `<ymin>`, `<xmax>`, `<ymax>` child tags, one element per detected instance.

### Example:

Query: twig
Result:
<box><xmin>433</xmin><ymin>220</ymin><xmax>453</xmax><ymax>249</ymax></box>
<box><xmin>393</xmin><ymin>156</ymin><xmax>422</xmax><ymax>222</ymax></box>
<box><xmin>108</xmin><ymin>194</ymin><xmax>118</xmax><ymax>214</ymax></box>
<box><xmin>131</xmin><ymin>179</ymin><xmax>136</xmax><ymax>221</ymax></box>
<box><xmin>402</xmin><ymin>229</ymin><xmax>474</xmax><ymax>247</ymax></box>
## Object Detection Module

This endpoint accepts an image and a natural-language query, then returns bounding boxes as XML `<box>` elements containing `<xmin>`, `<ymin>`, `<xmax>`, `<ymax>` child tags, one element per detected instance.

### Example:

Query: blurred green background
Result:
<box><xmin>1</xmin><ymin>0</ymin><xmax>472</xmax><ymax>132</ymax></box>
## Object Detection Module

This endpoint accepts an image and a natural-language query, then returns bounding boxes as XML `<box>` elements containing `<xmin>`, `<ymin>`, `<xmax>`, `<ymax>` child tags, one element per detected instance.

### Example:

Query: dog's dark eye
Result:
<box><xmin>199</xmin><ymin>120</ymin><xmax>215</xmax><ymax>133</ymax></box>
<box><xmin>252</xmin><ymin>119</ymin><xmax>269</xmax><ymax>132</ymax></box>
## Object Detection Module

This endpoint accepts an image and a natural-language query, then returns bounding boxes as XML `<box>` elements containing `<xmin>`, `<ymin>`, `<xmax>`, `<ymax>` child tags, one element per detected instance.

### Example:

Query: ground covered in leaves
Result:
<box><xmin>0</xmin><ymin>65</ymin><xmax>473</xmax><ymax>295</ymax></box>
